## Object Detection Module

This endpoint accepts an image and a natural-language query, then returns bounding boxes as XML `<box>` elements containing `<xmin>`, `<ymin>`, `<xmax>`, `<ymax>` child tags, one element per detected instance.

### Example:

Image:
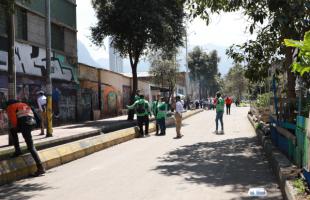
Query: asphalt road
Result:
<box><xmin>0</xmin><ymin>107</ymin><xmax>283</xmax><ymax>200</ymax></box>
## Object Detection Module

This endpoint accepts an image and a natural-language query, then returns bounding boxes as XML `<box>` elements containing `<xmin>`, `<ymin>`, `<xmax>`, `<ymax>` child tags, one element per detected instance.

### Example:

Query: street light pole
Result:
<box><xmin>185</xmin><ymin>31</ymin><xmax>190</xmax><ymax>99</ymax></box>
<box><xmin>45</xmin><ymin>0</ymin><xmax>53</xmax><ymax>137</ymax></box>
<box><xmin>7</xmin><ymin>1</ymin><xmax>16</xmax><ymax>100</ymax></box>
<box><xmin>7</xmin><ymin>1</ymin><xmax>16</xmax><ymax>146</ymax></box>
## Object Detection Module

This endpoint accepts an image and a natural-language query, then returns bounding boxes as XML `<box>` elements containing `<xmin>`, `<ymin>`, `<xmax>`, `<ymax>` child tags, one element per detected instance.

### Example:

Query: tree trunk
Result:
<box><xmin>285</xmin><ymin>47</ymin><xmax>296</xmax><ymax>122</ymax></box>
<box><xmin>127</xmin><ymin>62</ymin><xmax>138</xmax><ymax>120</ymax></box>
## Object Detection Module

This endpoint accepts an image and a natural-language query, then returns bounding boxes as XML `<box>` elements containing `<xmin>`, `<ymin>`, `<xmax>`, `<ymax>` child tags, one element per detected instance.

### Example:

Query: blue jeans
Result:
<box><xmin>216</xmin><ymin>111</ymin><xmax>224</xmax><ymax>131</ymax></box>
<box><xmin>157</xmin><ymin>118</ymin><xmax>166</xmax><ymax>134</ymax></box>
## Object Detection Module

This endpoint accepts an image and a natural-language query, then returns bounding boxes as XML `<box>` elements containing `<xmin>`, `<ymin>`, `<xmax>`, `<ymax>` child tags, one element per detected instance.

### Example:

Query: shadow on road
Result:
<box><xmin>154</xmin><ymin>137</ymin><xmax>282</xmax><ymax>199</ymax></box>
<box><xmin>0</xmin><ymin>182</ymin><xmax>53</xmax><ymax>200</ymax></box>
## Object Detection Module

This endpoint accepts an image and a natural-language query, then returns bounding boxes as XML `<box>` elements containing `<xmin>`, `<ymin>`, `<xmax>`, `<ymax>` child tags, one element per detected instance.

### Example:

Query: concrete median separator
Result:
<box><xmin>247</xmin><ymin>114</ymin><xmax>299</xmax><ymax>200</ymax></box>
<box><xmin>0</xmin><ymin>109</ymin><xmax>203</xmax><ymax>185</ymax></box>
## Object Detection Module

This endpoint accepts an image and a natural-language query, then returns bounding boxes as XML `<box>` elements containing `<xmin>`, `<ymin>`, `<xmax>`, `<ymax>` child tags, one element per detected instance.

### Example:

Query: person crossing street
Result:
<box><xmin>214</xmin><ymin>92</ymin><xmax>225</xmax><ymax>134</ymax></box>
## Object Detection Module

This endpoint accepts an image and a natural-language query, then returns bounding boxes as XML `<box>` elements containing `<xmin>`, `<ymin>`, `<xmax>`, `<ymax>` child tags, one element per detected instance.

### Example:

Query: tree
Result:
<box><xmin>149</xmin><ymin>53</ymin><xmax>179</xmax><ymax>102</ymax></box>
<box><xmin>188</xmin><ymin>46</ymin><xmax>220</xmax><ymax>98</ymax></box>
<box><xmin>91</xmin><ymin>0</ymin><xmax>186</xmax><ymax>120</ymax></box>
<box><xmin>223</xmin><ymin>64</ymin><xmax>248</xmax><ymax>100</ymax></box>
<box><xmin>186</xmin><ymin>0</ymin><xmax>310</xmax><ymax>99</ymax></box>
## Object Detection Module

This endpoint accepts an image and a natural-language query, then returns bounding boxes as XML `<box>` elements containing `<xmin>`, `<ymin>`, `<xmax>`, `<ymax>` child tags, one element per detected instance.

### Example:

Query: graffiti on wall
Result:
<box><xmin>122</xmin><ymin>85</ymin><xmax>131</xmax><ymax>109</ymax></box>
<box><xmin>0</xmin><ymin>42</ymin><xmax>77</xmax><ymax>82</ymax></box>
<box><xmin>108</xmin><ymin>92</ymin><xmax>117</xmax><ymax>115</ymax></box>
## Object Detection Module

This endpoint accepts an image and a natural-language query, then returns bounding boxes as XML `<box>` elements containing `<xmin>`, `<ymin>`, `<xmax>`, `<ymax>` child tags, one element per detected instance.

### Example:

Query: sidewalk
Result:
<box><xmin>0</xmin><ymin>114</ymin><xmax>137</xmax><ymax>160</ymax></box>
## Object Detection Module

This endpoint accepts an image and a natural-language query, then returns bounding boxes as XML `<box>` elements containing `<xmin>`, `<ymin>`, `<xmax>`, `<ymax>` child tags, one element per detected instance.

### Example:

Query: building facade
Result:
<box><xmin>0</xmin><ymin>0</ymin><xmax>78</xmax><ymax>132</ymax></box>
<box><xmin>109</xmin><ymin>37</ymin><xmax>123</xmax><ymax>73</ymax></box>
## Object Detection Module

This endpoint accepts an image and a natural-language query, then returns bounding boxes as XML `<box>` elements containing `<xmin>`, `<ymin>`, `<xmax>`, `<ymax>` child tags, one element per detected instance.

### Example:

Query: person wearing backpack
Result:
<box><xmin>214</xmin><ymin>92</ymin><xmax>225</xmax><ymax>134</ymax></box>
<box><xmin>127</xmin><ymin>95</ymin><xmax>151</xmax><ymax>137</ymax></box>
<box><xmin>156</xmin><ymin>97</ymin><xmax>168</xmax><ymax>136</ymax></box>
<box><xmin>6</xmin><ymin>99</ymin><xmax>45</xmax><ymax>176</ymax></box>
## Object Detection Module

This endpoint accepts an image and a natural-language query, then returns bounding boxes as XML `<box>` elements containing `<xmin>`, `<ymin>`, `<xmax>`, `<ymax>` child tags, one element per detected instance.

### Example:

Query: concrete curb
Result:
<box><xmin>0</xmin><ymin>109</ymin><xmax>203</xmax><ymax>185</ymax></box>
<box><xmin>247</xmin><ymin>114</ymin><xmax>298</xmax><ymax>200</ymax></box>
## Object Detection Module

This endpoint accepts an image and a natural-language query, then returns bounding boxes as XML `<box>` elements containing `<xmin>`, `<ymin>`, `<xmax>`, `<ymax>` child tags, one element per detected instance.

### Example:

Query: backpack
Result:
<box><xmin>136</xmin><ymin>101</ymin><xmax>146</xmax><ymax>114</ymax></box>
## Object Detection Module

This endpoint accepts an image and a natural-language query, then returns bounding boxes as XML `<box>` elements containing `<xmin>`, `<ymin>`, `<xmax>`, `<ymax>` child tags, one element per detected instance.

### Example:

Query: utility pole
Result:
<box><xmin>45</xmin><ymin>0</ymin><xmax>53</xmax><ymax>137</ymax></box>
<box><xmin>185</xmin><ymin>31</ymin><xmax>190</xmax><ymax>99</ymax></box>
<box><xmin>7</xmin><ymin>1</ymin><xmax>16</xmax><ymax>145</ymax></box>
<box><xmin>7</xmin><ymin>1</ymin><xmax>16</xmax><ymax>100</ymax></box>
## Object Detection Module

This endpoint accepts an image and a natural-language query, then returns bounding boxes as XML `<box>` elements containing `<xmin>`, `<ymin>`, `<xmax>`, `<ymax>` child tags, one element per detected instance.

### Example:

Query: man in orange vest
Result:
<box><xmin>6</xmin><ymin>99</ymin><xmax>45</xmax><ymax>176</ymax></box>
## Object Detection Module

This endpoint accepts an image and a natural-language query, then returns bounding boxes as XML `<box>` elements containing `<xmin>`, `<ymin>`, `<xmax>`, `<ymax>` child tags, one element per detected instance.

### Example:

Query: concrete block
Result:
<box><xmin>56</xmin><ymin>146</ymin><xmax>75</xmax><ymax>164</ymax></box>
<box><xmin>22</xmin><ymin>155</ymin><xmax>37</xmax><ymax>175</ymax></box>
<box><xmin>69</xmin><ymin>143</ymin><xmax>86</xmax><ymax>159</ymax></box>
<box><xmin>40</xmin><ymin>149</ymin><xmax>62</xmax><ymax>169</ymax></box>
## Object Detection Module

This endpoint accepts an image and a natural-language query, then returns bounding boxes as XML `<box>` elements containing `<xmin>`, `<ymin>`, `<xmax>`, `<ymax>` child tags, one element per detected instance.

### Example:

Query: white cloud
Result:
<box><xmin>76</xmin><ymin>0</ymin><xmax>109</xmax><ymax>60</ymax></box>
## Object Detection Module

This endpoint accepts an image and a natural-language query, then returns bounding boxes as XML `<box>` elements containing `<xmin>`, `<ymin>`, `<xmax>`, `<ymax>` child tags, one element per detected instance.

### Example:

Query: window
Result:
<box><xmin>0</xmin><ymin>4</ymin><xmax>7</xmax><ymax>36</ymax></box>
<box><xmin>51</xmin><ymin>24</ymin><xmax>64</xmax><ymax>51</ymax></box>
<box><xmin>15</xmin><ymin>7</ymin><xmax>27</xmax><ymax>40</ymax></box>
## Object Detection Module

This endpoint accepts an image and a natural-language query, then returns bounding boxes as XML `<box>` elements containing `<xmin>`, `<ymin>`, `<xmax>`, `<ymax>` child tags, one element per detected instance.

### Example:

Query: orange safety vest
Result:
<box><xmin>6</xmin><ymin>102</ymin><xmax>34</xmax><ymax>128</ymax></box>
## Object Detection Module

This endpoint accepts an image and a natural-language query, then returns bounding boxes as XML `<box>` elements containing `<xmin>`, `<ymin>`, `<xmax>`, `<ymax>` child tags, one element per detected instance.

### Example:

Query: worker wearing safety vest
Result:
<box><xmin>156</xmin><ymin>97</ymin><xmax>168</xmax><ymax>136</ymax></box>
<box><xmin>6</xmin><ymin>99</ymin><xmax>45</xmax><ymax>176</ymax></box>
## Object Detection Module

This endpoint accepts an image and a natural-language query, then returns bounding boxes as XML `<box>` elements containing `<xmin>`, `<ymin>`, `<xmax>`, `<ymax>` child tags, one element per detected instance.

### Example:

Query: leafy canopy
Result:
<box><xmin>285</xmin><ymin>30</ymin><xmax>310</xmax><ymax>75</ymax></box>
<box><xmin>188</xmin><ymin>46</ymin><xmax>221</xmax><ymax>97</ymax></box>
<box><xmin>91</xmin><ymin>0</ymin><xmax>186</xmax><ymax>68</ymax></box>
<box><xmin>186</xmin><ymin>0</ymin><xmax>310</xmax><ymax>87</ymax></box>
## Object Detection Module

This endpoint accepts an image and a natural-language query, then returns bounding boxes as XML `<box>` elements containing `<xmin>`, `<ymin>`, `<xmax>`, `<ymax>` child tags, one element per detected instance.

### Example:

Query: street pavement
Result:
<box><xmin>0</xmin><ymin>107</ymin><xmax>283</xmax><ymax>200</ymax></box>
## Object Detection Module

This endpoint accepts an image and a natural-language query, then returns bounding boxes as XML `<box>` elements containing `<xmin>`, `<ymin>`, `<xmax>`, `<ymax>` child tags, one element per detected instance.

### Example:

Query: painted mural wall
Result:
<box><xmin>0</xmin><ymin>41</ymin><xmax>78</xmax><ymax>82</ymax></box>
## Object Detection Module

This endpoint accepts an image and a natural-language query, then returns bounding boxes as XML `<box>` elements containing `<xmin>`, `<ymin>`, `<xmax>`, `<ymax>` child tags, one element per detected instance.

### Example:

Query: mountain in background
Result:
<box><xmin>77</xmin><ymin>40</ymin><xmax>101</xmax><ymax>67</ymax></box>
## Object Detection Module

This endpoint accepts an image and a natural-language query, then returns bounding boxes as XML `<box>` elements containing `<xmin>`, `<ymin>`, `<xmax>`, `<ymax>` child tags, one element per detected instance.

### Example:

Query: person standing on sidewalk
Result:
<box><xmin>36</xmin><ymin>91</ymin><xmax>47</xmax><ymax>136</ymax></box>
<box><xmin>225</xmin><ymin>96</ymin><xmax>232</xmax><ymax>115</ymax></box>
<box><xmin>175</xmin><ymin>96</ymin><xmax>184</xmax><ymax>138</ymax></box>
<box><xmin>6</xmin><ymin>99</ymin><xmax>45</xmax><ymax>176</ymax></box>
<box><xmin>214</xmin><ymin>92</ymin><xmax>225</xmax><ymax>134</ymax></box>
<box><xmin>156</xmin><ymin>97</ymin><xmax>168</xmax><ymax>136</ymax></box>
<box><xmin>127</xmin><ymin>95</ymin><xmax>151</xmax><ymax>137</ymax></box>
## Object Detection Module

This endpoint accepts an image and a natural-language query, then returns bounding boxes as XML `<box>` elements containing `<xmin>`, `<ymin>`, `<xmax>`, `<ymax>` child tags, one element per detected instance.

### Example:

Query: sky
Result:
<box><xmin>76</xmin><ymin>0</ymin><xmax>256</xmax><ymax>75</ymax></box>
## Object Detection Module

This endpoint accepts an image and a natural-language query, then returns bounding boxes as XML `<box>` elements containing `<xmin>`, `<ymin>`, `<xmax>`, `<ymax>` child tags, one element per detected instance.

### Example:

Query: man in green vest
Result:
<box><xmin>215</xmin><ymin>92</ymin><xmax>224</xmax><ymax>134</ymax></box>
<box><xmin>156</xmin><ymin>97</ymin><xmax>168</xmax><ymax>136</ymax></box>
<box><xmin>127</xmin><ymin>95</ymin><xmax>151</xmax><ymax>137</ymax></box>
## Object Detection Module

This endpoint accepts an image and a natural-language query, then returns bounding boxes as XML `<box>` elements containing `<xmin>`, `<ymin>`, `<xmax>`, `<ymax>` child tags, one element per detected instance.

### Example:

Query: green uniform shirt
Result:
<box><xmin>127</xmin><ymin>99</ymin><xmax>151</xmax><ymax>117</ymax></box>
<box><xmin>156</xmin><ymin>102</ymin><xmax>167</xmax><ymax>119</ymax></box>
<box><xmin>216</xmin><ymin>97</ymin><xmax>224</xmax><ymax>112</ymax></box>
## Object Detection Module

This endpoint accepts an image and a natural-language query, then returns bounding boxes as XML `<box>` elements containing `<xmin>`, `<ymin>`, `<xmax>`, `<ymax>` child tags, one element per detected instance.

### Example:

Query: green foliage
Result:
<box><xmin>187</xmin><ymin>0</ymin><xmax>310</xmax><ymax>96</ymax></box>
<box><xmin>149</xmin><ymin>52</ymin><xmax>179</xmax><ymax>98</ymax></box>
<box><xmin>255</xmin><ymin>93</ymin><xmax>272</xmax><ymax>108</ymax></box>
<box><xmin>223</xmin><ymin>63</ymin><xmax>248</xmax><ymax>99</ymax></box>
<box><xmin>255</xmin><ymin>123</ymin><xmax>263</xmax><ymax>130</ymax></box>
<box><xmin>188</xmin><ymin>46</ymin><xmax>221</xmax><ymax>97</ymax></box>
<box><xmin>284</xmin><ymin>30</ymin><xmax>310</xmax><ymax>75</ymax></box>
<box><xmin>91</xmin><ymin>0</ymin><xmax>186</xmax><ymax>62</ymax></box>
<box><xmin>293</xmin><ymin>178</ymin><xmax>306</xmax><ymax>194</ymax></box>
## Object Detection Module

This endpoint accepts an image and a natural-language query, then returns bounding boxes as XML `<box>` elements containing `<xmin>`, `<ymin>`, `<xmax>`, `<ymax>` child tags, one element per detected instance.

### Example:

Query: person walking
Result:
<box><xmin>156</xmin><ymin>97</ymin><xmax>168</xmax><ymax>136</ymax></box>
<box><xmin>214</xmin><ymin>92</ymin><xmax>225</xmax><ymax>134</ymax></box>
<box><xmin>225</xmin><ymin>96</ymin><xmax>232</xmax><ymax>115</ymax></box>
<box><xmin>175</xmin><ymin>96</ymin><xmax>184</xmax><ymax>138</ymax></box>
<box><xmin>127</xmin><ymin>95</ymin><xmax>151</xmax><ymax>137</ymax></box>
<box><xmin>6</xmin><ymin>99</ymin><xmax>45</xmax><ymax>176</ymax></box>
<box><xmin>36</xmin><ymin>91</ymin><xmax>47</xmax><ymax>136</ymax></box>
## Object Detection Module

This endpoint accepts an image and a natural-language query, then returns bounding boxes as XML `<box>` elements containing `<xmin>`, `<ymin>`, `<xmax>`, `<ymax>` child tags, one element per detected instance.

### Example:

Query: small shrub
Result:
<box><xmin>293</xmin><ymin>178</ymin><xmax>306</xmax><ymax>195</ymax></box>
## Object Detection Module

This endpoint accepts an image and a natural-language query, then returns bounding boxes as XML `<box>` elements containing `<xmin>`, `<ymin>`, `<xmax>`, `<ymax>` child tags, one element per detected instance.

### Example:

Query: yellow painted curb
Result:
<box><xmin>0</xmin><ymin>109</ymin><xmax>203</xmax><ymax>185</ymax></box>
